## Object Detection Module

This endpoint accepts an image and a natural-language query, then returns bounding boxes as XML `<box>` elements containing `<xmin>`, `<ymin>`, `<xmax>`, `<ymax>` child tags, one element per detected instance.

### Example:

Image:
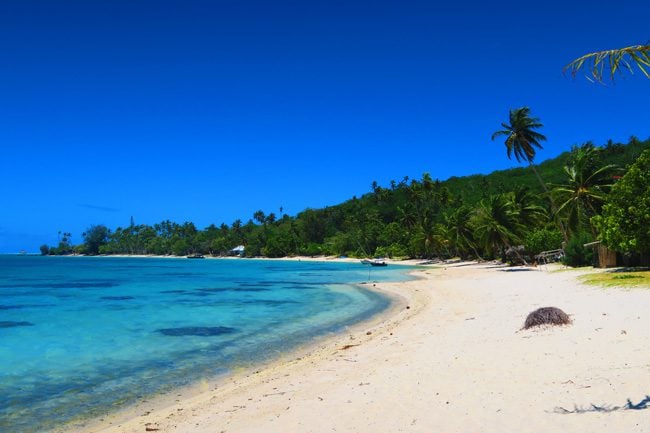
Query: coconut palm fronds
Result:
<box><xmin>564</xmin><ymin>44</ymin><xmax>650</xmax><ymax>83</ymax></box>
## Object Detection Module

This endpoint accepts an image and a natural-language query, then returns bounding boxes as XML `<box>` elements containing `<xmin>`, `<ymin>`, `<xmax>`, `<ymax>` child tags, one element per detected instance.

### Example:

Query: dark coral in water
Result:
<box><xmin>0</xmin><ymin>321</ymin><xmax>34</xmax><ymax>328</ymax></box>
<box><xmin>157</xmin><ymin>326</ymin><xmax>236</xmax><ymax>337</ymax></box>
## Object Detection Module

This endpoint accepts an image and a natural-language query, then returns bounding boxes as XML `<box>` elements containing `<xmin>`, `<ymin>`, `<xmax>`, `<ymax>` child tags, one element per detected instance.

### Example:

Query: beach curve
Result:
<box><xmin>62</xmin><ymin>261</ymin><xmax>650</xmax><ymax>433</ymax></box>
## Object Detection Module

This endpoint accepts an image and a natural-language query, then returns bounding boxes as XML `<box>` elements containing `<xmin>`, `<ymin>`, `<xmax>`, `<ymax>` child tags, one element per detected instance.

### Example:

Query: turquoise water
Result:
<box><xmin>0</xmin><ymin>256</ymin><xmax>410</xmax><ymax>432</ymax></box>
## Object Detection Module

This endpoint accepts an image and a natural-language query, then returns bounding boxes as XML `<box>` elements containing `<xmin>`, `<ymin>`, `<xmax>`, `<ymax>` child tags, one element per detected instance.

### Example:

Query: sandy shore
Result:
<box><xmin>64</xmin><ymin>261</ymin><xmax>650</xmax><ymax>433</ymax></box>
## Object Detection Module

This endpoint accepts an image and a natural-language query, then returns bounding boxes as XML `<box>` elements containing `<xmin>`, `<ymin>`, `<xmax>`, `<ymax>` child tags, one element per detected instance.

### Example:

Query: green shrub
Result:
<box><xmin>375</xmin><ymin>244</ymin><xmax>409</xmax><ymax>259</ymax></box>
<box><xmin>563</xmin><ymin>232</ymin><xmax>594</xmax><ymax>267</ymax></box>
<box><xmin>301</xmin><ymin>243</ymin><xmax>322</xmax><ymax>257</ymax></box>
<box><xmin>322</xmin><ymin>233</ymin><xmax>353</xmax><ymax>256</ymax></box>
<box><xmin>524</xmin><ymin>228</ymin><xmax>563</xmax><ymax>256</ymax></box>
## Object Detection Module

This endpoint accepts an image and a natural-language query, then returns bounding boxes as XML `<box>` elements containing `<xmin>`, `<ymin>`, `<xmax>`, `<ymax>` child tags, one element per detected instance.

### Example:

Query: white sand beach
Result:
<box><xmin>65</xmin><ymin>261</ymin><xmax>650</xmax><ymax>433</ymax></box>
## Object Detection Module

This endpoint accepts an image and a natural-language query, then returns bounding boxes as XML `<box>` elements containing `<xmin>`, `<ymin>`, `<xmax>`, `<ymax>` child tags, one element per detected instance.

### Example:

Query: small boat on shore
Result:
<box><xmin>187</xmin><ymin>254</ymin><xmax>205</xmax><ymax>259</ymax></box>
<box><xmin>360</xmin><ymin>259</ymin><xmax>388</xmax><ymax>267</ymax></box>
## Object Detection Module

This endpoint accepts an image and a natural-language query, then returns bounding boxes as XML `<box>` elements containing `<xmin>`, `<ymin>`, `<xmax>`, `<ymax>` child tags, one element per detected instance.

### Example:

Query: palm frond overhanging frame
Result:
<box><xmin>564</xmin><ymin>44</ymin><xmax>650</xmax><ymax>83</ymax></box>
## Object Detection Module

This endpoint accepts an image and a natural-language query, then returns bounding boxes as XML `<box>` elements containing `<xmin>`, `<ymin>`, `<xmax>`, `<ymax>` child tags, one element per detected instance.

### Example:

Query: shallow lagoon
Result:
<box><xmin>0</xmin><ymin>256</ymin><xmax>410</xmax><ymax>432</ymax></box>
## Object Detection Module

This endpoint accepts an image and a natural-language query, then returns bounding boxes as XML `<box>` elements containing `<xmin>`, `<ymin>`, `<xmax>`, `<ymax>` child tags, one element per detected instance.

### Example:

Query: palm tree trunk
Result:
<box><xmin>529</xmin><ymin>162</ymin><xmax>569</xmax><ymax>245</ymax></box>
<box><xmin>470</xmin><ymin>244</ymin><xmax>484</xmax><ymax>261</ymax></box>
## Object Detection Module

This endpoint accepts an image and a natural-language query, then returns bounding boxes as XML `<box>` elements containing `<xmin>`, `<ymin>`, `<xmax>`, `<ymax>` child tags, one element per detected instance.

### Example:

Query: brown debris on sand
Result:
<box><xmin>339</xmin><ymin>344</ymin><xmax>360</xmax><ymax>351</ymax></box>
<box><xmin>523</xmin><ymin>307</ymin><xmax>572</xmax><ymax>330</ymax></box>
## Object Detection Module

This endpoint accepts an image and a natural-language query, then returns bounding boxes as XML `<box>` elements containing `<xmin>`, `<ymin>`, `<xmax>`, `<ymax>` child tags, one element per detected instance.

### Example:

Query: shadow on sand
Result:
<box><xmin>553</xmin><ymin>395</ymin><xmax>650</xmax><ymax>414</ymax></box>
<box><xmin>606</xmin><ymin>267</ymin><xmax>650</xmax><ymax>273</ymax></box>
<box><xmin>497</xmin><ymin>268</ymin><xmax>534</xmax><ymax>272</ymax></box>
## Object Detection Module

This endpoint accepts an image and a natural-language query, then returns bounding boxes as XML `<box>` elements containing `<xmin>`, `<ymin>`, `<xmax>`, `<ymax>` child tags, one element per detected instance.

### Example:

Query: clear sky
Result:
<box><xmin>1</xmin><ymin>0</ymin><xmax>649</xmax><ymax>253</ymax></box>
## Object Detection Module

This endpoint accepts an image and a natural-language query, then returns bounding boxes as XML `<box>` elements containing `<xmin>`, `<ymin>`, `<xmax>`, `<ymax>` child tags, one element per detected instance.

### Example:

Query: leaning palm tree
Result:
<box><xmin>564</xmin><ymin>44</ymin><xmax>650</xmax><ymax>83</ymax></box>
<box><xmin>491</xmin><ymin>107</ymin><xmax>547</xmax><ymax>185</ymax></box>
<box><xmin>492</xmin><ymin>107</ymin><xmax>568</xmax><ymax>243</ymax></box>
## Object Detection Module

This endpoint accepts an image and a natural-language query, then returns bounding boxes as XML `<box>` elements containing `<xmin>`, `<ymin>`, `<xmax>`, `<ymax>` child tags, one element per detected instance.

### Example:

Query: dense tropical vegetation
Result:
<box><xmin>593</xmin><ymin>149</ymin><xmax>650</xmax><ymax>255</ymax></box>
<box><xmin>41</xmin><ymin>136</ymin><xmax>650</xmax><ymax>266</ymax></box>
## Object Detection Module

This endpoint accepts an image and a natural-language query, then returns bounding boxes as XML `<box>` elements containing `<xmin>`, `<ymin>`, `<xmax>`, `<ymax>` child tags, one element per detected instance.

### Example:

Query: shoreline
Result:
<box><xmin>60</xmin><ymin>260</ymin><xmax>650</xmax><ymax>433</ymax></box>
<box><xmin>56</xmin><ymin>257</ymin><xmax>426</xmax><ymax>433</ymax></box>
<box><xmin>31</xmin><ymin>252</ymin><xmax>430</xmax><ymax>267</ymax></box>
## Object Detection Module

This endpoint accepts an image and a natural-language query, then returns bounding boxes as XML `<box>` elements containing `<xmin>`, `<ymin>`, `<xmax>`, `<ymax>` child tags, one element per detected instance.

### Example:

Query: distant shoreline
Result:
<box><xmin>30</xmin><ymin>252</ymin><xmax>429</xmax><ymax>267</ymax></box>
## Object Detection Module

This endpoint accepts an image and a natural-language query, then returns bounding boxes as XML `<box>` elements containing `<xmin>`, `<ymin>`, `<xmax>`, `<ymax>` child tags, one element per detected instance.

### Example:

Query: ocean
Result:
<box><xmin>0</xmin><ymin>255</ymin><xmax>411</xmax><ymax>432</ymax></box>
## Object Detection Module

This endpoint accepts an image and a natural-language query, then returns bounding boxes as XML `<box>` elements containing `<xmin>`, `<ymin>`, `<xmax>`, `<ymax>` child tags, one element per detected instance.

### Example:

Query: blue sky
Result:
<box><xmin>1</xmin><ymin>0</ymin><xmax>649</xmax><ymax>252</ymax></box>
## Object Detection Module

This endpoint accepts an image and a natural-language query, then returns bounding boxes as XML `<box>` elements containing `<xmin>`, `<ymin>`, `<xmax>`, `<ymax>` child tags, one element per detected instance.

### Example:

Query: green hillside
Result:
<box><xmin>442</xmin><ymin>137</ymin><xmax>648</xmax><ymax>206</ymax></box>
<box><xmin>46</xmin><ymin>137</ymin><xmax>650</xmax><ymax>264</ymax></box>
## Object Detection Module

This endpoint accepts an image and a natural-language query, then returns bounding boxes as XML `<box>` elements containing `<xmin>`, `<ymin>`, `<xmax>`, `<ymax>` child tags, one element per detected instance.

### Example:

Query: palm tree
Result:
<box><xmin>473</xmin><ymin>194</ymin><xmax>522</xmax><ymax>261</ymax></box>
<box><xmin>230</xmin><ymin>219</ymin><xmax>244</xmax><ymax>245</ymax></box>
<box><xmin>492</xmin><ymin>107</ymin><xmax>547</xmax><ymax>179</ymax></box>
<box><xmin>552</xmin><ymin>145</ymin><xmax>618</xmax><ymax>235</ymax></box>
<box><xmin>564</xmin><ymin>44</ymin><xmax>650</xmax><ymax>83</ymax></box>
<box><xmin>253</xmin><ymin>210</ymin><xmax>266</xmax><ymax>225</ymax></box>
<box><xmin>492</xmin><ymin>107</ymin><xmax>568</xmax><ymax>243</ymax></box>
<box><xmin>445</xmin><ymin>205</ymin><xmax>482</xmax><ymax>259</ymax></box>
<box><xmin>509</xmin><ymin>187</ymin><xmax>548</xmax><ymax>228</ymax></box>
<box><xmin>396</xmin><ymin>205</ymin><xmax>417</xmax><ymax>230</ymax></box>
<box><xmin>411</xmin><ymin>220</ymin><xmax>449</xmax><ymax>259</ymax></box>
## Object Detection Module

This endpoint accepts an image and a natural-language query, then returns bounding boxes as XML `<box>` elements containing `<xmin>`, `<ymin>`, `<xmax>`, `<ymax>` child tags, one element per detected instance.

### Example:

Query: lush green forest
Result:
<box><xmin>41</xmin><ymin>136</ymin><xmax>650</xmax><ymax>266</ymax></box>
